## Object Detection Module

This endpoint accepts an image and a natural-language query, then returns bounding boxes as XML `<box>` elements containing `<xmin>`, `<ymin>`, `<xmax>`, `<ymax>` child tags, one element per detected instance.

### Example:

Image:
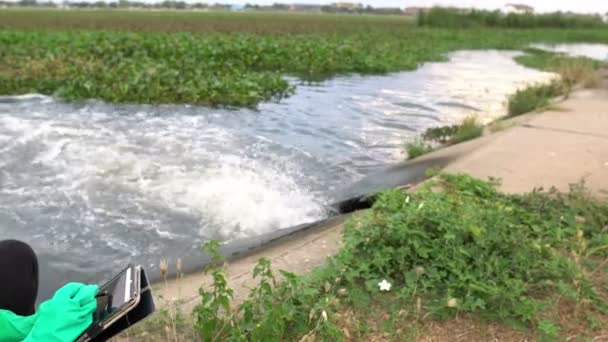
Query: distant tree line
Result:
<box><xmin>0</xmin><ymin>0</ymin><xmax>217</xmax><ymax>9</ymax></box>
<box><xmin>418</xmin><ymin>7</ymin><xmax>607</xmax><ymax>29</ymax></box>
<box><xmin>0</xmin><ymin>0</ymin><xmax>406</xmax><ymax>15</ymax></box>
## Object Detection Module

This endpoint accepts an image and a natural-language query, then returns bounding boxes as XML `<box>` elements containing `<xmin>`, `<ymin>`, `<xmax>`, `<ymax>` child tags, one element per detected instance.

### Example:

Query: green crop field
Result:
<box><xmin>1</xmin><ymin>9</ymin><xmax>607</xmax><ymax>106</ymax></box>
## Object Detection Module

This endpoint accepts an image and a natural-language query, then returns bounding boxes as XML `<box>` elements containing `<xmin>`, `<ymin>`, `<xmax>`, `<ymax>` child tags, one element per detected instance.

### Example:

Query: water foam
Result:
<box><xmin>35</xmin><ymin>117</ymin><xmax>318</xmax><ymax>236</ymax></box>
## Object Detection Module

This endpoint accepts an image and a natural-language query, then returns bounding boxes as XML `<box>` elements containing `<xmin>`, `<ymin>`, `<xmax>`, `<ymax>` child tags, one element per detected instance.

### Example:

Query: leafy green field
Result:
<box><xmin>1</xmin><ymin>10</ymin><xmax>607</xmax><ymax>106</ymax></box>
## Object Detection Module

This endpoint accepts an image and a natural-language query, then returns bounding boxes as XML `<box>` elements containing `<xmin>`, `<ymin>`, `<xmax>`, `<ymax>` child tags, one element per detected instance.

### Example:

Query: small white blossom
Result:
<box><xmin>447</xmin><ymin>298</ymin><xmax>458</xmax><ymax>308</ymax></box>
<box><xmin>417</xmin><ymin>202</ymin><xmax>425</xmax><ymax>210</ymax></box>
<box><xmin>405</xmin><ymin>196</ymin><xmax>410</xmax><ymax>204</ymax></box>
<box><xmin>378</xmin><ymin>279</ymin><xmax>392</xmax><ymax>291</ymax></box>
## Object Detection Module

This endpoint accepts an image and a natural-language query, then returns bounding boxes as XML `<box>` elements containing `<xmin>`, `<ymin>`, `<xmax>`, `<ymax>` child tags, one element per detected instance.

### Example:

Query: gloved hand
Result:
<box><xmin>24</xmin><ymin>283</ymin><xmax>98</xmax><ymax>342</ymax></box>
<box><xmin>0</xmin><ymin>310</ymin><xmax>37</xmax><ymax>342</ymax></box>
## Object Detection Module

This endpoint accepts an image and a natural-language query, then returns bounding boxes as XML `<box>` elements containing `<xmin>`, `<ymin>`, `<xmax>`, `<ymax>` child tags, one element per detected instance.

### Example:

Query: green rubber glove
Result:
<box><xmin>24</xmin><ymin>283</ymin><xmax>98</xmax><ymax>342</ymax></box>
<box><xmin>0</xmin><ymin>310</ymin><xmax>37</xmax><ymax>342</ymax></box>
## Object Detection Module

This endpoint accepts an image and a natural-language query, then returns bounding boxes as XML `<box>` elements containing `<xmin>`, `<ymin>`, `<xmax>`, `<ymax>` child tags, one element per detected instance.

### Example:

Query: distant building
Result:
<box><xmin>289</xmin><ymin>3</ymin><xmax>322</xmax><ymax>12</ymax></box>
<box><xmin>505</xmin><ymin>3</ymin><xmax>534</xmax><ymax>14</ymax></box>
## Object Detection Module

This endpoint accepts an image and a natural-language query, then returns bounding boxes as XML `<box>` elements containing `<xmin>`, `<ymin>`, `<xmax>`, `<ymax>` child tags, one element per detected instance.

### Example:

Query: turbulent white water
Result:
<box><xmin>0</xmin><ymin>50</ymin><xmax>557</xmax><ymax>297</ymax></box>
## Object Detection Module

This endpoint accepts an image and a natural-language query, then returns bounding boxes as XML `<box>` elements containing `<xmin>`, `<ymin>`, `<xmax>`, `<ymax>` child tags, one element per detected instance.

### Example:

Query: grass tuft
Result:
<box><xmin>508</xmin><ymin>81</ymin><xmax>564</xmax><ymax>116</ymax></box>
<box><xmin>510</xmin><ymin>48</ymin><xmax>604</xmax><ymax>116</ymax></box>
<box><xmin>450</xmin><ymin>116</ymin><xmax>483</xmax><ymax>144</ymax></box>
<box><xmin>405</xmin><ymin>139</ymin><xmax>434</xmax><ymax>160</ymax></box>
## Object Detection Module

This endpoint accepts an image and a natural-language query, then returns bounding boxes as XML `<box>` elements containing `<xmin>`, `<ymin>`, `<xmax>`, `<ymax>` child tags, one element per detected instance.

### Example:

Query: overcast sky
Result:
<box><xmin>224</xmin><ymin>1</ymin><xmax>607</xmax><ymax>14</ymax></box>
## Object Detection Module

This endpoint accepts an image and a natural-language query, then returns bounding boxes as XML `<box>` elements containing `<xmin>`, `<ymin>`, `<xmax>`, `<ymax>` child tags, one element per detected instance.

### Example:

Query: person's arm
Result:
<box><xmin>0</xmin><ymin>310</ymin><xmax>37</xmax><ymax>342</ymax></box>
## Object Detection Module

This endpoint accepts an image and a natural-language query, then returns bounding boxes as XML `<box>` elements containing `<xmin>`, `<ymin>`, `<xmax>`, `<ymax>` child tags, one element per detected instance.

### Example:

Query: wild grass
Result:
<box><xmin>507</xmin><ymin>48</ymin><xmax>605</xmax><ymax>116</ymax></box>
<box><xmin>516</xmin><ymin>48</ymin><xmax>602</xmax><ymax>91</ymax></box>
<box><xmin>405</xmin><ymin>139</ymin><xmax>434</xmax><ymax>160</ymax></box>
<box><xmin>417</xmin><ymin>7</ymin><xmax>607</xmax><ymax>29</ymax></box>
<box><xmin>116</xmin><ymin>174</ymin><xmax>608</xmax><ymax>341</ymax></box>
<box><xmin>129</xmin><ymin>174</ymin><xmax>608</xmax><ymax>340</ymax></box>
<box><xmin>406</xmin><ymin>116</ymin><xmax>483</xmax><ymax>160</ymax></box>
<box><xmin>508</xmin><ymin>81</ymin><xmax>564</xmax><ymax>116</ymax></box>
<box><xmin>422</xmin><ymin>116</ymin><xmax>484</xmax><ymax>145</ymax></box>
<box><xmin>447</xmin><ymin>116</ymin><xmax>483</xmax><ymax>144</ymax></box>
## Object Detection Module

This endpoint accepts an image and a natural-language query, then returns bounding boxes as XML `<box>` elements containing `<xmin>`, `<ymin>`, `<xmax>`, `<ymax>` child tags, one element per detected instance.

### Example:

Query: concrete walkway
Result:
<box><xmin>445</xmin><ymin>84</ymin><xmax>608</xmax><ymax>197</ymax></box>
<box><xmin>156</xmin><ymin>72</ymin><xmax>608</xmax><ymax>314</ymax></box>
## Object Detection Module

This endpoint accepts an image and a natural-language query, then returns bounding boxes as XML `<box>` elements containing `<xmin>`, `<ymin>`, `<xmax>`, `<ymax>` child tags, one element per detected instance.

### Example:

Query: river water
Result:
<box><xmin>532</xmin><ymin>43</ymin><xmax>608</xmax><ymax>62</ymax></box>
<box><xmin>0</xmin><ymin>50</ymin><xmax>559</xmax><ymax>298</ymax></box>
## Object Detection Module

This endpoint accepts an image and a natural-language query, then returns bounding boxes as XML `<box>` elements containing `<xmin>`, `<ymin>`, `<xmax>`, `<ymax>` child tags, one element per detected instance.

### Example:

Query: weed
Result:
<box><xmin>1</xmin><ymin>13</ymin><xmax>608</xmax><ymax>106</ymax></box>
<box><xmin>517</xmin><ymin>48</ymin><xmax>603</xmax><ymax>92</ymax></box>
<box><xmin>405</xmin><ymin>139</ymin><xmax>433</xmax><ymax>160</ymax></box>
<box><xmin>186</xmin><ymin>174</ymin><xmax>608</xmax><ymax>340</ymax></box>
<box><xmin>422</xmin><ymin>125</ymin><xmax>459</xmax><ymax>144</ymax></box>
<box><xmin>508</xmin><ymin>81</ymin><xmax>564</xmax><ymax>116</ymax></box>
<box><xmin>450</xmin><ymin>116</ymin><xmax>483</xmax><ymax>144</ymax></box>
<box><xmin>191</xmin><ymin>243</ymin><xmax>344</xmax><ymax>340</ymax></box>
<box><xmin>558</xmin><ymin>59</ymin><xmax>599</xmax><ymax>90</ymax></box>
<box><xmin>417</xmin><ymin>116</ymin><xmax>483</xmax><ymax>151</ymax></box>
<box><xmin>538</xmin><ymin>320</ymin><xmax>560</xmax><ymax>341</ymax></box>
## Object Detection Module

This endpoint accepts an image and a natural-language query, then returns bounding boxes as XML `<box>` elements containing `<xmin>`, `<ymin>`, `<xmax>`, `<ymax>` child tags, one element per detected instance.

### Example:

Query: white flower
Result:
<box><xmin>378</xmin><ymin>279</ymin><xmax>392</xmax><ymax>291</ymax></box>
<box><xmin>447</xmin><ymin>298</ymin><xmax>458</xmax><ymax>308</ymax></box>
<box><xmin>405</xmin><ymin>196</ymin><xmax>410</xmax><ymax>204</ymax></box>
<box><xmin>417</xmin><ymin>202</ymin><xmax>425</xmax><ymax>210</ymax></box>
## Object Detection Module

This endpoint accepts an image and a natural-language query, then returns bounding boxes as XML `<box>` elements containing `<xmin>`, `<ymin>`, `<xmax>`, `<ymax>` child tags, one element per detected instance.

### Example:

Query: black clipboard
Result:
<box><xmin>76</xmin><ymin>265</ymin><xmax>155</xmax><ymax>342</ymax></box>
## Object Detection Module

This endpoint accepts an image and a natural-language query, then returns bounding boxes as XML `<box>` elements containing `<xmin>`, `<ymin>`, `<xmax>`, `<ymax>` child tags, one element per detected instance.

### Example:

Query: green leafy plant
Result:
<box><xmin>193</xmin><ymin>242</ymin><xmax>341</xmax><ymax>341</ymax></box>
<box><xmin>508</xmin><ymin>81</ymin><xmax>564</xmax><ymax>116</ymax></box>
<box><xmin>1</xmin><ymin>14</ymin><xmax>608</xmax><ymax>107</ymax></box>
<box><xmin>405</xmin><ymin>138</ymin><xmax>433</xmax><ymax>160</ymax></box>
<box><xmin>449</xmin><ymin>116</ymin><xmax>483</xmax><ymax>144</ymax></box>
<box><xmin>194</xmin><ymin>241</ymin><xmax>234</xmax><ymax>341</ymax></box>
<box><xmin>187</xmin><ymin>174</ymin><xmax>608</xmax><ymax>341</ymax></box>
<box><xmin>333</xmin><ymin>174</ymin><xmax>607</xmax><ymax>324</ymax></box>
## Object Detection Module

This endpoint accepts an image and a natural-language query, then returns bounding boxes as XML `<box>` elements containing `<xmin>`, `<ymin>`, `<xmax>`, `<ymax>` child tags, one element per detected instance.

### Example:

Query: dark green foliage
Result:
<box><xmin>2</xmin><ymin>14</ymin><xmax>608</xmax><ymax>106</ymax></box>
<box><xmin>405</xmin><ymin>139</ymin><xmax>434</xmax><ymax>160</ymax></box>
<box><xmin>418</xmin><ymin>7</ymin><xmax>607</xmax><ymax>29</ymax></box>
<box><xmin>447</xmin><ymin>117</ymin><xmax>483</xmax><ymax>144</ymax></box>
<box><xmin>508</xmin><ymin>81</ymin><xmax>564</xmax><ymax>116</ymax></box>
<box><xmin>194</xmin><ymin>243</ymin><xmax>343</xmax><ymax>341</ymax></box>
<box><xmin>422</xmin><ymin>125</ymin><xmax>459</xmax><ymax>144</ymax></box>
<box><xmin>508</xmin><ymin>48</ymin><xmax>604</xmax><ymax>116</ymax></box>
<box><xmin>516</xmin><ymin>48</ymin><xmax>603</xmax><ymax>75</ymax></box>
<box><xmin>335</xmin><ymin>174</ymin><xmax>608</xmax><ymax>322</ymax></box>
<box><xmin>418</xmin><ymin>116</ymin><xmax>483</xmax><ymax>150</ymax></box>
<box><xmin>193</xmin><ymin>174</ymin><xmax>608</xmax><ymax>340</ymax></box>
